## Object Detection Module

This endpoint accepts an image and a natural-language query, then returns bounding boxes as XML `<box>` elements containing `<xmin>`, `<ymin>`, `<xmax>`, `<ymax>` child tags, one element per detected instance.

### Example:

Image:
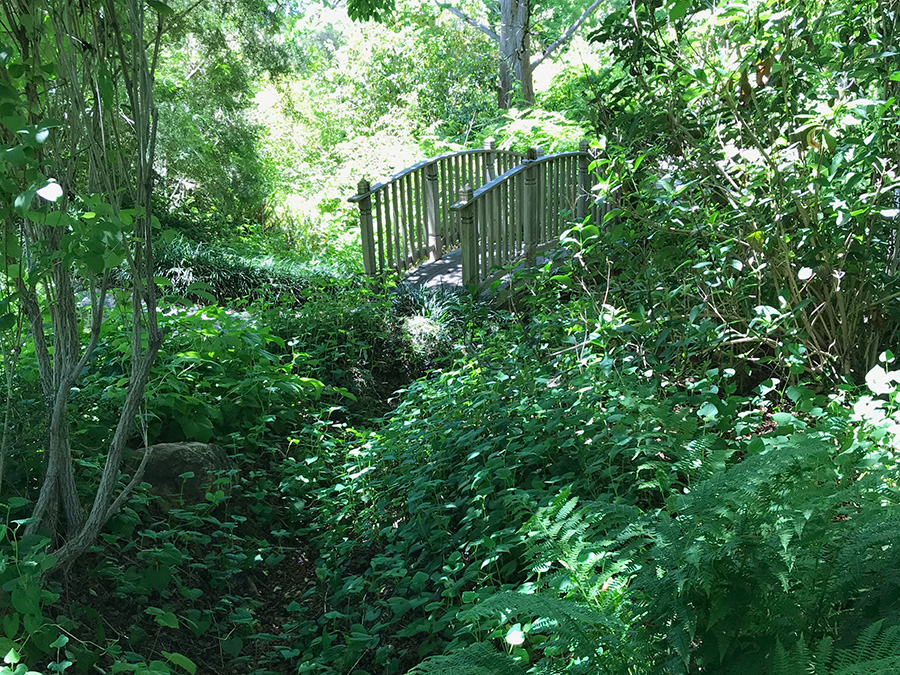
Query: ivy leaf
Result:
<box><xmin>4</xmin><ymin>648</ymin><xmax>19</xmax><ymax>665</ymax></box>
<box><xmin>49</xmin><ymin>635</ymin><xmax>68</xmax><ymax>649</ymax></box>
<box><xmin>145</xmin><ymin>607</ymin><xmax>179</xmax><ymax>628</ymax></box>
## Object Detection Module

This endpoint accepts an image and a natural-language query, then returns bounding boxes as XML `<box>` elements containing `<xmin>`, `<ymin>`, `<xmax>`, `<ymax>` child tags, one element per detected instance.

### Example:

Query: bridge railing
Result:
<box><xmin>349</xmin><ymin>140</ymin><xmax>526</xmax><ymax>276</ymax></box>
<box><xmin>450</xmin><ymin>141</ymin><xmax>614</xmax><ymax>286</ymax></box>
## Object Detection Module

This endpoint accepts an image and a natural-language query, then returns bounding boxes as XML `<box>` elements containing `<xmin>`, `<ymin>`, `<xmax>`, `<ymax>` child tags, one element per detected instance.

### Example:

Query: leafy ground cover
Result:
<box><xmin>3</xmin><ymin>234</ymin><xmax>900</xmax><ymax>675</ymax></box>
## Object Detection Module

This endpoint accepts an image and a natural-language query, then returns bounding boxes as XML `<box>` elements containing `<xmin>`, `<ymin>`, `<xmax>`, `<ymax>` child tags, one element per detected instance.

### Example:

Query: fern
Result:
<box><xmin>469</xmin><ymin>591</ymin><xmax>622</xmax><ymax>657</ymax></box>
<box><xmin>772</xmin><ymin>622</ymin><xmax>900</xmax><ymax>675</ymax></box>
<box><xmin>408</xmin><ymin>642</ymin><xmax>529</xmax><ymax>675</ymax></box>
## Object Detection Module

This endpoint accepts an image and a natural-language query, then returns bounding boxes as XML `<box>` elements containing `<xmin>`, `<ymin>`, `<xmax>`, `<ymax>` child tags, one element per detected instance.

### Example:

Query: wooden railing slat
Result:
<box><xmin>374</xmin><ymin>191</ymin><xmax>384</xmax><ymax>271</ymax></box>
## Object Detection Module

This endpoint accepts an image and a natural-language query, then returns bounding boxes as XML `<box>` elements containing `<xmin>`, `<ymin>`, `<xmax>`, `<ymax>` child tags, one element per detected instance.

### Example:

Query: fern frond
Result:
<box><xmin>832</xmin><ymin>621</ymin><xmax>900</xmax><ymax>673</ymax></box>
<box><xmin>772</xmin><ymin>623</ymin><xmax>900</xmax><ymax>675</ymax></box>
<box><xmin>468</xmin><ymin>591</ymin><xmax>622</xmax><ymax>660</ymax></box>
<box><xmin>408</xmin><ymin>642</ymin><xmax>528</xmax><ymax>675</ymax></box>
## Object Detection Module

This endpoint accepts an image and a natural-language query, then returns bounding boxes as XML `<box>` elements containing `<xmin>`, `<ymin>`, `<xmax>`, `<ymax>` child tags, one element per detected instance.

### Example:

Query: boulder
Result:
<box><xmin>133</xmin><ymin>442</ymin><xmax>232</xmax><ymax>507</ymax></box>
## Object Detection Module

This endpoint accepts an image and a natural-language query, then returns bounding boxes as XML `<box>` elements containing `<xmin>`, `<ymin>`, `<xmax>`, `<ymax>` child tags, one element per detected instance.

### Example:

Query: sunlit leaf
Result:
<box><xmin>505</xmin><ymin>623</ymin><xmax>525</xmax><ymax>646</ymax></box>
<box><xmin>36</xmin><ymin>181</ymin><xmax>63</xmax><ymax>202</ymax></box>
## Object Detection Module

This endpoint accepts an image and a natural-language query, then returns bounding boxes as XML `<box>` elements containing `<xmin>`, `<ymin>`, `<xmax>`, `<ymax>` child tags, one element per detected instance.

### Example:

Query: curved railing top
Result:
<box><xmin>449</xmin><ymin>150</ymin><xmax>590</xmax><ymax>210</ymax></box>
<box><xmin>348</xmin><ymin>144</ymin><xmax>527</xmax><ymax>204</ymax></box>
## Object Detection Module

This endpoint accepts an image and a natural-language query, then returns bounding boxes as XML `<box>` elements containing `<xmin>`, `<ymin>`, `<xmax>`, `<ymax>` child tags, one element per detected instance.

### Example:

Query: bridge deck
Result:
<box><xmin>401</xmin><ymin>249</ymin><xmax>465</xmax><ymax>290</ymax></box>
<box><xmin>400</xmin><ymin>246</ymin><xmax>565</xmax><ymax>293</ymax></box>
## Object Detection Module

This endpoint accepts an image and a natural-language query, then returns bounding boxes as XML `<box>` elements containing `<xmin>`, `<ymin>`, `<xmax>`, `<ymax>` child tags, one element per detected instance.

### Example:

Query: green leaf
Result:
<box><xmin>0</xmin><ymin>314</ymin><xmax>15</xmax><ymax>332</ymax></box>
<box><xmin>3</xmin><ymin>146</ymin><xmax>26</xmax><ymax>166</ymax></box>
<box><xmin>161</xmin><ymin>652</ymin><xmax>196</xmax><ymax>674</ymax></box>
<box><xmin>49</xmin><ymin>635</ymin><xmax>68</xmax><ymax>649</ymax></box>
<box><xmin>669</xmin><ymin>0</ymin><xmax>690</xmax><ymax>21</ymax></box>
<box><xmin>1</xmin><ymin>116</ymin><xmax>25</xmax><ymax>133</ymax></box>
<box><xmin>82</xmin><ymin>252</ymin><xmax>105</xmax><ymax>275</ymax></box>
<box><xmin>697</xmin><ymin>401</ymin><xmax>718</xmax><ymax>419</ymax></box>
<box><xmin>1</xmin><ymin>614</ymin><xmax>18</xmax><ymax>639</ymax></box>
<box><xmin>772</xmin><ymin>412</ymin><xmax>799</xmax><ymax>427</ymax></box>
<box><xmin>147</xmin><ymin>0</ymin><xmax>175</xmax><ymax>15</ymax></box>
<box><xmin>96</xmin><ymin>67</ymin><xmax>114</xmax><ymax>109</ymax></box>
<box><xmin>145</xmin><ymin>607</ymin><xmax>178</xmax><ymax>629</ymax></box>
<box><xmin>220</xmin><ymin>636</ymin><xmax>243</xmax><ymax>657</ymax></box>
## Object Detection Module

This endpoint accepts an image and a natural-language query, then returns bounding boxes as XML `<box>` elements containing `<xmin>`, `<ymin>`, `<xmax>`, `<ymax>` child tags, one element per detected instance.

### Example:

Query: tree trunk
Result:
<box><xmin>1</xmin><ymin>0</ymin><xmax>164</xmax><ymax>567</ymax></box>
<box><xmin>498</xmin><ymin>0</ymin><xmax>534</xmax><ymax>108</ymax></box>
<box><xmin>441</xmin><ymin>0</ymin><xmax>603</xmax><ymax>110</ymax></box>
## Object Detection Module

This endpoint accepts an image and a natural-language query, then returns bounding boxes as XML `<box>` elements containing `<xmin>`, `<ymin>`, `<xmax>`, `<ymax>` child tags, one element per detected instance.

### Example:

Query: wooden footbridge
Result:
<box><xmin>349</xmin><ymin>139</ymin><xmax>613</xmax><ymax>289</ymax></box>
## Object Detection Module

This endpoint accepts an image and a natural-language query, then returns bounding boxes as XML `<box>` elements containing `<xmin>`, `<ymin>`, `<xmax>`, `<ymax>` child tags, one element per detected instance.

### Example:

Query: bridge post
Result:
<box><xmin>534</xmin><ymin>147</ymin><xmax>545</xmax><ymax>244</ymax></box>
<box><xmin>356</xmin><ymin>179</ymin><xmax>377</xmax><ymax>276</ymax></box>
<box><xmin>523</xmin><ymin>148</ymin><xmax>538</xmax><ymax>265</ymax></box>
<box><xmin>458</xmin><ymin>184</ymin><xmax>478</xmax><ymax>286</ymax></box>
<box><xmin>577</xmin><ymin>140</ymin><xmax>590</xmax><ymax>221</ymax></box>
<box><xmin>424</xmin><ymin>163</ymin><xmax>442</xmax><ymax>262</ymax></box>
<box><xmin>483</xmin><ymin>137</ymin><xmax>497</xmax><ymax>183</ymax></box>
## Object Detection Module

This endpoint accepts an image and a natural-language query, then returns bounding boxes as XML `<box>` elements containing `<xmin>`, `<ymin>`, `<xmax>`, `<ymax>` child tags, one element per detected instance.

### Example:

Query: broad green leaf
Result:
<box><xmin>147</xmin><ymin>0</ymin><xmax>175</xmax><ymax>15</ymax></box>
<box><xmin>49</xmin><ymin>635</ymin><xmax>68</xmax><ymax>649</ymax></box>
<box><xmin>3</xmin><ymin>146</ymin><xmax>26</xmax><ymax>166</ymax></box>
<box><xmin>669</xmin><ymin>0</ymin><xmax>690</xmax><ymax>21</ymax></box>
<box><xmin>697</xmin><ymin>401</ymin><xmax>718</xmax><ymax>419</ymax></box>
<box><xmin>220</xmin><ymin>635</ymin><xmax>243</xmax><ymax>657</ymax></box>
<box><xmin>1</xmin><ymin>116</ymin><xmax>25</xmax><ymax>133</ymax></box>
<box><xmin>161</xmin><ymin>652</ymin><xmax>196</xmax><ymax>674</ymax></box>
<box><xmin>155</xmin><ymin>612</ymin><xmax>178</xmax><ymax>629</ymax></box>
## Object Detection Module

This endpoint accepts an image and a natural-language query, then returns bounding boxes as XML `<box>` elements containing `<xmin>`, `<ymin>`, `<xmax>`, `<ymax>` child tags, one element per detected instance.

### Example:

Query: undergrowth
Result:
<box><xmin>3</xmin><ymin>221</ymin><xmax>900</xmax><ymax>675</ymax></box>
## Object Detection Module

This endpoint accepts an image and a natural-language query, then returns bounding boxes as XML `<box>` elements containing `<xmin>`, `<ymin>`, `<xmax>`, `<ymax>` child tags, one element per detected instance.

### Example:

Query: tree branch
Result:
<box><xmin>439</xmin><ymin>2</ymin><xmax>499</xmax><ymax>42</ymax></box>
<box><xmin>531</xmin><ymin>0</ymin><xmax>603</xmax><ymax>69</ymax></box>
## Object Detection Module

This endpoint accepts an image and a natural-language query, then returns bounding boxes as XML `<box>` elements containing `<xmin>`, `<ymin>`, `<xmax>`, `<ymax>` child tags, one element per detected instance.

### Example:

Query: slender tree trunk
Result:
<box><xmin>498</xmin><ymin>0</ymin><xmax>533</xmax><ymax>108</ymax></box>
<box><xmin>443</xmin><ymin>0</ymin><xmax>602</xmax><ymax>110</ymax></box>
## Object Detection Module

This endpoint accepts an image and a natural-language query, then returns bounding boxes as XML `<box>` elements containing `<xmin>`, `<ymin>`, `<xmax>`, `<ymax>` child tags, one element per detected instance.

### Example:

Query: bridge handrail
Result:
<box><xmin>448</xmin><ymin>150</ymin><xmax>585</xmax><ymax>209</ymax></box>
<box><xmin>349</xmin><ymin>140</ymin><xmax>527</xmax><ymax>277</ymax></box>
<box><xmin>449</xmin><ymin>142</ymin><xmax>614</xmax><ymax>286</ymax></box>
<box><xmin>349</xmin><ymin>147</ymin><xmax>526</xmax><ymax>204</ymax></box>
